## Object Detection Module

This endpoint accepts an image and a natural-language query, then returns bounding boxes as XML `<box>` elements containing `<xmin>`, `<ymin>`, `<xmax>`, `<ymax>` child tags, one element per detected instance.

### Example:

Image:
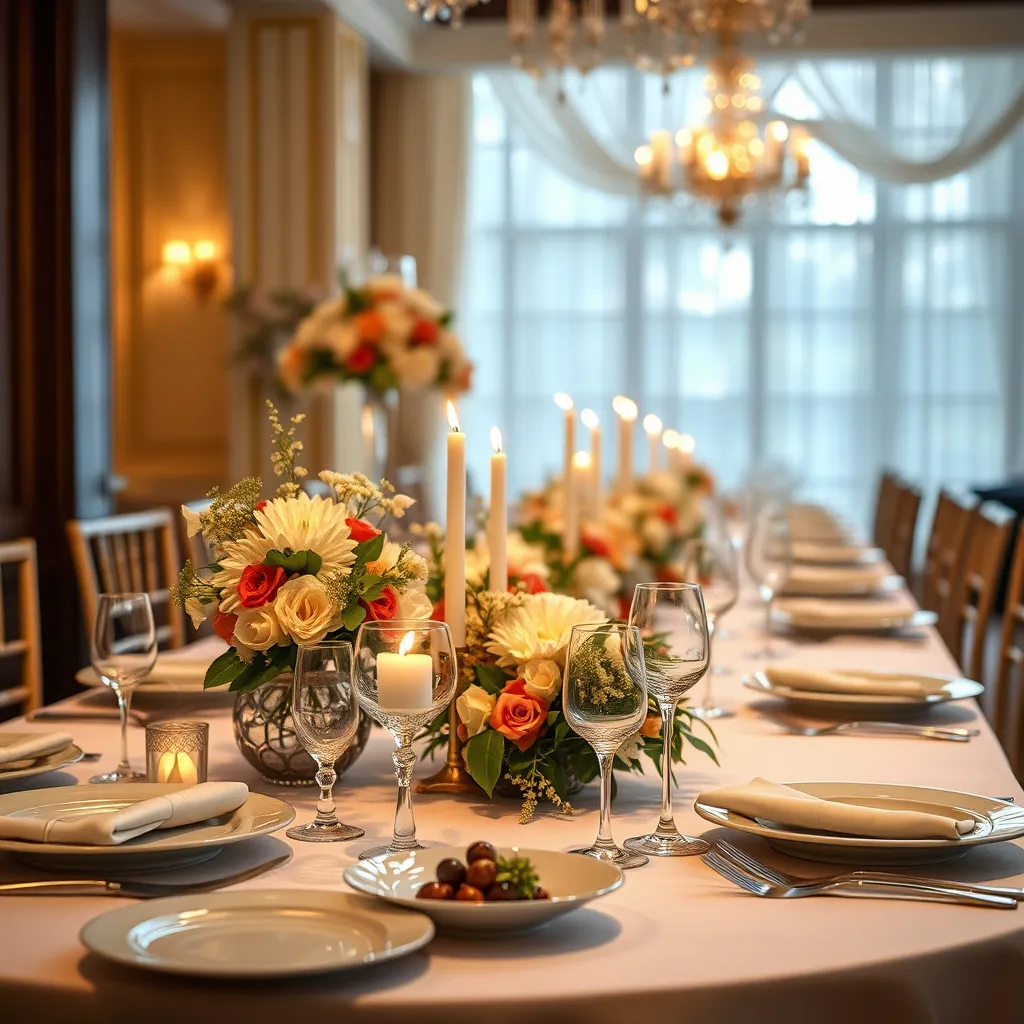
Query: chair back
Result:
<box><xmin>0</xmin><ymin>539</ymin><xmax>43</xmax><ymax>714</ymax></box>
<box><xmin>888</xmin><ymin>482</ymin><xmax>922</xmax><ymax>580</ymax></box>
<box><xmin>66</xmin><ymin>509</ymin><xmax>185</xmax><ymax>650</ymax></box>
<box><xmin>942</xmin><ymin>501</ymin><xmax>1014</xmax><ymax>681</ymax></box>
<box><xmin>920</xmin><ymin>490</ymin><xmax>975</xmax><ymax>619</ymax></box>
<box><xmin>872</xmin><ymin>471</ymin><xmax>901</xmax><ymax>551</ymax></box>
<box><xmin>994</xmin><ymin>522</ymin><xmax>1024</xmax><ymax>773</ymax></box>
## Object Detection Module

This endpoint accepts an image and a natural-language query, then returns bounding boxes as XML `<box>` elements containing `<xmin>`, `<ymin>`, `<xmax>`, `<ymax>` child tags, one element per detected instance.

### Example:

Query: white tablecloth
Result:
<box><xmin>2</xmin><ymin>589</ymin><xmax>1023</xmax><ymax>1023</ymax></box>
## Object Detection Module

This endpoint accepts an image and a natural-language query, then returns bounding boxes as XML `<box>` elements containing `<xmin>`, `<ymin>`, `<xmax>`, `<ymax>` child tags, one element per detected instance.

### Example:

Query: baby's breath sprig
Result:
<box><xmin>170</xmin><ymin>561</ymin><xmax>219</xmax><ymax>610</ymax></box>
<box><xmin>319</xmin><ymin>470</ymin><xmax>415</xmax><ymax>524</ymax></box>
<box><xmin>199</xmin><ymin>477</ymin><xmax>262</xmax><ymax>547</ymax></box>
<box><xmin>266</xmin><ymin>400</ymin><xmax>307</xmax><ymax>490</ymax></box>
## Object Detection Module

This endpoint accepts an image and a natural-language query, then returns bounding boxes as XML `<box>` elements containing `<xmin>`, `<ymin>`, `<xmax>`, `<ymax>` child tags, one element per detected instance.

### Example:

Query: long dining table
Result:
<box><xmin>2</xmin><ymin>566</ymin><xmax>1024</xmax><ymax>1023</ymax></box>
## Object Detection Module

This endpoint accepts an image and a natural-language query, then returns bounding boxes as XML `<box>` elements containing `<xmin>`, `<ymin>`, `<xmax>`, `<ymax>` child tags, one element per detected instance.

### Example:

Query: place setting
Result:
<box><xmin>0</xmin><ymin>732</ymin><xmax>84</xmax><ymax>786</ymax></box>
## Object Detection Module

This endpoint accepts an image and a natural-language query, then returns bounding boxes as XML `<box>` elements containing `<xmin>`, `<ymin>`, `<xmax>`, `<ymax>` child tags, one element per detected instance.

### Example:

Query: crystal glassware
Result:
<box><xmin>286</xmin><ymin>641</ymin><xmax>365</xmax><ymax>843</ymax></box>
<box><xmin>563</xmin><ymin>622</ymin><xmax>650</xmax><ymax>870</ymax></box>
<box><xmin>90</xmin><ymin>593</ymin><xmax>157</xmax><ymax>783</ymax></box>
<box><xmin>624</xmin><ymin>582</ymin><xmax>711</xmax><ymax>858</ymax></box>
<box><xmin>745</xmin><ymin>503</ymin><xmax>793</xmax><ymax>658</ymax></box>
<box><xmin>354</xmin><ymin>620</ymin><xmax>458</xmax><ymax>860</ymax></box>
<box><xmin>680</xmin><ymin>535</ymin><xmax>739</xmax><ymax>719</ymax></box>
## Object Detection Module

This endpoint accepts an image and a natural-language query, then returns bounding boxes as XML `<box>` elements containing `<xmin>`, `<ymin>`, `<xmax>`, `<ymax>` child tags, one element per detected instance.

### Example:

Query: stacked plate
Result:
<box><xmin>772</xmin><ymin>596</ymin><xmax>937</xmax><ymax>635</ymax></box>
<box><xmin>780</xmin><ymin>563</ymin><xmax>902</xmax><ymax>598</ymax></box>
<box><xmin>0</xmin><ymin>732</ymin><xmax>83</xmax><ymax>784</ymax></box>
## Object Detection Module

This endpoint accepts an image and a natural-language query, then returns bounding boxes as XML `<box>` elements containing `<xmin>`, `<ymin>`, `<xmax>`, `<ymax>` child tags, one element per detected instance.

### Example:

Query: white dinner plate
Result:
<box><xmin>780</xmin><ymin>573</ymin><xmax>904</xmax><ymax>599</ymax></box>
<box><xmin>0</xmin><ymin>734</ymin><xmax>84</xmax><ymax>782</ymax></box>
<box><xmin>772</xmin><ymin>602</ymin><xmax>938</xmax><ymax>635</ymax></box>
<box><xmin>791</xmin><ymin>542</ymin><xmax>885</xmax><ymax>566</ymax></box>
<box><xmin>0</xmin><ymin>783</ymin><xmax>294</xmax><ymax>871</ymax></box>
<box><xmin>344</xmin><ymin>845</ymin><xmax>623</xmax><ymax>936</ymax></box>
<box><xmin>80</xmin><ymin>889</ymin><xmax>434</xmax><ymax>978</ymax></box>
<box><xmin>742</xmin><ymin>671</ymin><xmax>984</xmax><ymax>717</ymax></box>
<box><xmin>694</xmin><ymin>782</ymin><xmax>1024</xmax><ymax>865</ymax></box>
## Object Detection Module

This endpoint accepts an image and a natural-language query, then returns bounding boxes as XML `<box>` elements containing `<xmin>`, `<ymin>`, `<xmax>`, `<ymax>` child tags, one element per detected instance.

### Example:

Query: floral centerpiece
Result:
<box><xmin>415</xmin><ymin>536</ymin><xmax>716</xmax><ymax>822</ymax></box>
<box><xmin>172</xmin><ymin>403</ymin><xmax>432</xmax><ymax>692</ymax></box>
<box><xmin>276</xmin><ymin>274</ymin><xmax>473</xmax><ymax>397</ymax></box>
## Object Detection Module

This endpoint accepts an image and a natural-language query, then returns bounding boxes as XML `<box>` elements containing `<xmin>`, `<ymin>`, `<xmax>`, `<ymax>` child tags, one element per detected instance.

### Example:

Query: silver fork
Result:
<box><xmin>715</xmin><ymin>839</ymin><xmax>1024</xmax><ymax>902</ymax></box>
<box><xmin>766</xmin><ymin>716</ymin><xmax>978</xmax><ymax>742</ymax></box>
<box><xmin>701</xmin><ymin>848</ymin><xmax>1017</xmax><ymax>909</ymax></box>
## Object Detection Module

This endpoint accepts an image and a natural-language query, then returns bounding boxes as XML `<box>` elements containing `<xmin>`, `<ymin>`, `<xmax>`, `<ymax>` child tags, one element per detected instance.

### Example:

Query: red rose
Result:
<box><xmin>431</xmin><ymin>596</ymin><xmax>445</xmax><ymax>621</ymax></box>
<box><xmin>410</xmin><ymin>319</ymin><xmax>439</xmax><ymax>346</ymax></box>
<box><xmin>656</xmin><ymin>565</ymin><xmax>680</xmax><ymax>584</ymax></box>
<box><xmin>346</xmin><ymin>517</ymin><xmax>381</xmax><ymax>543</ymax></box>
<box><xmin>618</xmin><ymin>596</ymin><xmax>632</xmax><ymax>622</ymax></box>
<box><xmin>255</xmin><ymin>500</ymin><xmax>269</xmax><ymax>512</ymax></box>
<box><xmin>237</xmin><ymin>563</ymin><xmax>287</xmax><ymax>608</ymax></box>
<box><xmin>361</xmin><ymin>586</ymin><xmax>399</xmax><ymax>621</ymax></box>
<box><xmin>581</xmin><ymin>528</ymin><xmax>612</xmax><ymax>560</ymax></box>
<box><xmin>489</xmin><ymin>679</ymin><xmax>549</xmax><ymax>752</ymax></box>
<box><xmin>345</xmin><ymin>342</ymin><xmax>377</xmax><ymax>374</ymax></box>
<box><xmin>517</xmin><ymin>572</ymin><xmax>547</xmax><ymax>595</ymax></box>
<box><xmin>656</xmin><ymin>503</ymin><xmax>678</xmax><ymax>525</ymax></box>
<box><xmin>213</xmin><ymin>610</ymin><xmax>237</xmax><ymax>643</ymax></box>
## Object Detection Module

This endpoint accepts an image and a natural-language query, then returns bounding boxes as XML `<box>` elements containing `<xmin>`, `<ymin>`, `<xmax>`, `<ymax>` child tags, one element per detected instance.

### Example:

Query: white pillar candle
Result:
<box><xmin>156</xmin><ymin>750</ymin><xmax>198</xmax><ymax>786</ymax></box>
<box><xmin>554</xmin><ymin>394</ymin><xmax>577</xmax><ymax>557</ymax></box>
<box><xmin>445</xmin><ymin>401</ymin><xmax>466</xmax><ymax>647</ymax></box>
<box><xmin>581</xmin><ymin>408</ymin><xmax>602</xmax><ymax>512</ymax></box>
<box><xmin>644</xmin><ymin>413</ymin><xmax>663</xmax><ymax>472</ymax></box>
<box><xmin>612</xmin><ymin>395</ymin><xmax>637</xmax><ymax>492</ymax></box>
<box><xmin>573</xmin><ymin>450</ymin><xmax>595</xmax><ymax>520</ymax></box>
<box><xmin>377</xmin><ymin>632</ymin><xmax>433</xmax><ymax>711</ymax></box>
<box><xmin>489</xmin><ymin>426</ymin><xmax>508</xmax><ymax>593</ymax></box>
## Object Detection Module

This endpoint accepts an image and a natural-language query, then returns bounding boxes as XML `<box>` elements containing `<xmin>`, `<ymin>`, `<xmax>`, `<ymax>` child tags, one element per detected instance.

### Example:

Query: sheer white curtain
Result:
<box><xmin>459</xmin><ymin>56</ymin><xmax>1024</xmax><ymax>529</ymax></box>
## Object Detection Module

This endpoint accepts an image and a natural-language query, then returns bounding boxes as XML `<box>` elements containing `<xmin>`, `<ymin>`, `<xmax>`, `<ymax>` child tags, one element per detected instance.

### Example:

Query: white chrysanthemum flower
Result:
<box><xmin>486</xmin><ymin>592</ymin><xmax>607</xmax><ymax>669</ymax></box>
<box><xmin>393</xmin><ymin>346</ymin><xmax>440</xmax><ymax>389</ymax></box>
<box><xmin>255</xmin><ymin>492</ymin><xmax>357</xmax><ymax>571</ymax></box>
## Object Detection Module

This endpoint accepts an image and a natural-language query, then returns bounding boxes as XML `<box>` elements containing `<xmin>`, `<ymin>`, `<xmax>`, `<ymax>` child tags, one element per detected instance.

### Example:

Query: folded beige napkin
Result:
<box><xmin>776</xmin><ymin>596</ymin><xmax>917</xmax><ymax>627</ymax></box>
<box><xmin>785</xmin><ymin>563</ymin><xmax>891</xmax><ymax>594</ymax></box>
<box><xmin>0</xmin><ymin>733</ymin><xmax>74</xmax><ymax>767</ymax></box>
<box><xmin>765</xmin><ymin>665</ymin><xmax>942</xmax><ymax>698</ymax></box>
<box><xmin>0</xmin><ymin>781</ymin><xmax>249</xmax><ymax>846</ymax></box>
<box><xmin>697</xmin><ymin>778</ymin><xmax>975</xmax><ymax>840</ymax></box>
<box><xmin>792</xmin><ymin>541</ymin><xmax>881</xmax><ymax>565</ymax></box>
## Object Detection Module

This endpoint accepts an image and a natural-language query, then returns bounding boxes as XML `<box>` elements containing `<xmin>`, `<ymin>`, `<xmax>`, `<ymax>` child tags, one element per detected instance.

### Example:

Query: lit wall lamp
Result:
<box><xmin>161</xmin><ymin>239</ymin><xmax>225</xmax><ymax>300</ymax></box>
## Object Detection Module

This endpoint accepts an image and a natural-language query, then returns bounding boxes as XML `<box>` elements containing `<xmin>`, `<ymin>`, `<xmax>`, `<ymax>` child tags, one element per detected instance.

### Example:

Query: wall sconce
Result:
<box><xmin>161</xmin><ymin>239</ymin><xmax>224</xmax><ymax>301</ymax></box>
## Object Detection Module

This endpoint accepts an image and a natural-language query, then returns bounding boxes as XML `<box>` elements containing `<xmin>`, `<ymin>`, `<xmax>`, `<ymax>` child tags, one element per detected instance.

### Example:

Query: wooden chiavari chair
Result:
<box><xmin>66</xmin><ymin>509</ymin><xmax>185</xmax><ymax>650</ymax></box>
<box><xmin>993</xmin><ymin>522</ymin><xmax>1024</xmax><ymax>774</ymax></box>
<box><xmin>920</xmin><ymin>490</ymin><xmax>975</xmax><ymax>621</ymax></box>
<box><xmin>872</xmin><ymin>470</ymin><xmax>900</xmax><ymax>552</ymax></box>
<box><xmin>887</xmin><ymin>482</ymin><xmax>922</xmax><ymax>581</ymax></box>
<box><xmin>942</xmin><ymin>501</ymin><xmax>1015</xmax><ymax>682</ymax></box>
<box><xmin>0</xmin><ymin>539</ymin><xmax>43</xmax><ymax>714</ymax></box>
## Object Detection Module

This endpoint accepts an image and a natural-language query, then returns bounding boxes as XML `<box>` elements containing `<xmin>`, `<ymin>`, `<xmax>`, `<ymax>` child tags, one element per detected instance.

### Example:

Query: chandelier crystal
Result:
<box><xmin>406</xmin><ymin>0</ymin><xmax>490</xmax><ymax>28</ymax></box>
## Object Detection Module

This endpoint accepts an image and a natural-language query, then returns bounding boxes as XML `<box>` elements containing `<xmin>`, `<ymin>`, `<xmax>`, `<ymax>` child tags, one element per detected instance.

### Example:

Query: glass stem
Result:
<box><xmin>313</xmin><ymin>758</ymin><xmax>339</xmax><ymax>826</ymax></box>
<box><xmin>764</xmin><ymin>594</ymin><xmax>773</xmax><ymax>656</ymax></box>
<box><xmin>390</xmin><ymin>733</ymin><xmax>418</xmax><ymax>851</ymax></box>
<box><xmin>656</xmin><ymin>704</ymin><xmax>679</xmax><ymax>836</ymax></box>
<box><xmin>115</xmin><ymin>686</ymin><xmax>133</xmax><ymax>772</ymax></box>
<box><xmin>594</xmin><ymin>750</ymin><xmax>617</xmax><ymax>851</ymax></box>
<box><xmin>703</xmin><ymin>618</ymin><xmax>716</xmax><ymax>709</ymax></box>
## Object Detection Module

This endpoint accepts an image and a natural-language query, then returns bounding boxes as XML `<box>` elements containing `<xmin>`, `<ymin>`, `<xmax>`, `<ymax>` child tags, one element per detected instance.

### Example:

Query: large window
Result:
<box><xmin>459</xmin><ymin>57</ymin><xmax>1024</xmax><ymax>529</ymax></box>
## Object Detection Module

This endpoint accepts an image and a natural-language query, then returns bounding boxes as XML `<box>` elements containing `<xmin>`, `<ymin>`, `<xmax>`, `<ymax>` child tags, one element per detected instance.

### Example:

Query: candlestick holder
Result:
<box><xmin>416</xmin><ymin>650</ymin><xmax>482</xmax><ymax>795</ymax></box>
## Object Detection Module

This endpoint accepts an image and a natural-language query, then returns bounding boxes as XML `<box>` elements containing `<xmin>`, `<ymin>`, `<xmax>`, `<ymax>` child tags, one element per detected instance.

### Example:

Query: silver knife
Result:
<box><xmin>0</xmin><ymin>851</ymin><xmax>291</xmax><ymax>897</ymax></box>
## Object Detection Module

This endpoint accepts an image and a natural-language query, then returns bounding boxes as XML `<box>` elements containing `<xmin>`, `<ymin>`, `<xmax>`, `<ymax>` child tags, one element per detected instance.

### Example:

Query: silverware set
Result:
<box><xmin>759</xmin><ymin>710</ymin><xmax>979</xmax><ymax>743</ymax></box>
<box><xmin>703</xmin><ymin>840</ymin><xmax>1022</xmax><ymax>909</ymax></box>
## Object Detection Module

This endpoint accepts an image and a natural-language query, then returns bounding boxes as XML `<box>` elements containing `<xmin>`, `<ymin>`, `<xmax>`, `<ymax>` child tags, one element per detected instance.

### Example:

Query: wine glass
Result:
<box><xmin>90</xmin><ymin>593</ymin><xmax>157</xmax><ymax>783</ymax></box>
<box><xmin>286</xmin><ymin>641</ymin><xmax>364</xmax><ymax>843</ymax></box>
<box><xmin>680</xmin><ymin>536</ymin><xmax>739</xmax><ymax>719</ymax></box>
<box><xmin>624</xmin><ymin>582</ymin><xmax>710</xmax><ymax>858</ymax></box>
<box><xmin>745</xmin><ymin>504</ymin><xmax>793</xmax><ymax>658</ymax></box>
<box><xmin>563</xmin><ymin>622</ymin><xmax>649</xmax><ymax>870</ymax></box>
<box><xmin>354</xmin><ymin>620</ymin><xmax>457</xmax><ymax>860</ymax></box>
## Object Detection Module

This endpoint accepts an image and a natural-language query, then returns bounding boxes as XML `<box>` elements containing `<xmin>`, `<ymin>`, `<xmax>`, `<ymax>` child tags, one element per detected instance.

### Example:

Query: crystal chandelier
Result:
<box><xmin>406</xmin><ymin>0</ymin><xmax>490</xmax><ymax>28</ymax></box>
<box><xmin>635</xmin><ymin>44</ymin><xmax>810</xmax><ymax>225</ymax></box>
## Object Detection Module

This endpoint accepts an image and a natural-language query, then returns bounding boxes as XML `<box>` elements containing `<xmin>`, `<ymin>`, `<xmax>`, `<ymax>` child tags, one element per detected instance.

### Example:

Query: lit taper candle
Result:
<box><xmin>444</xmin><ymin>400</ymin><xmax>466</xmax><ymax>646</ymax></box>
<box><xmin>489</xmin><ymin>427</ymin><xmax>508</xmax><ymax>594</ymax></box>
<box><xmin>581</xmin><ymin>408</ymin><xmax>602</xmax><ymax>511</ymax></box>
<box><xmin>644</xmin><ymin>414</ymin><xmax>663</xmax><ymax>471</ymax></box>
<box><xmin>554</xmin><ymin>394</ymin><xmax>578</xmax><ymax>558</ymax></box>
<box><xmin>612</xmin><ymin>395</ymin><xmax>637</xmax><ymax>491</ymax></box>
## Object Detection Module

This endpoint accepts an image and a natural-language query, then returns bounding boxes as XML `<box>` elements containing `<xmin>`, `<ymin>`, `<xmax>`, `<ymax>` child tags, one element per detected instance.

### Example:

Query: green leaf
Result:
<box><xmin>304</xmin><ymin>551</ymin><xmax>322</xmax><ymax>575</ymax></box>
<box><xmin>204</xmin><ymin>649</ymin><xmax>247</xmax><ymax>690</ymax></box>
<box><xmin>359</xmin><ymin>573</ymin><xmax>382</xmax><ymax>593</ymax></box>
<box><xmin>361</xmin><ymin>583</ymin><xmax>384</xmax><ymax>603</ymax></box>
<box><xmin>545</xmin><ymin>710</ymin><xmax>559</xmax><ymax>727</ymax></box>
<box><xmin>341</xmin><ymin>603</ymin><xmax>367</xmax><ymax>631</ymax></box>
<box><xmin>474</xmin><ymin>663</ymin><xmax>509</xmax><ymax>695</ymax></box>
<box><xmin>464</xmin><ymin>729</ymin><xmax>505</xmax><ymax>797</ymax></box>
<box><xmin>439</xmin><ymin>310</ymin><xmax>454</xmax><ymax>328</ymax></box>
<box><xmin>547</xmin><ymin>757</ymin><xmax>567</xmax><ymax>801</ymax></box>
<box><xmin>575</xmin><ymin>745</ymin><xmax>599</xmax><ymax>785</ymax></box>
<box><xmin>369</xmin><ymin>363</ymin><xmax>398</xmax><ymax>394</ymax></box>
<box><xmin>684</xmin><ymin>732</ymin><xmax>720</xmax><ymax>766</ymax></box>
<box><xmin>265</xmin><ymin>548</ymin><xmax>321</xmax><ymax>575</ymax></box>
<box><xmin>353</xmin><ymin>533</ymin><xmax>385</xmax><ymax>566</ymax></box>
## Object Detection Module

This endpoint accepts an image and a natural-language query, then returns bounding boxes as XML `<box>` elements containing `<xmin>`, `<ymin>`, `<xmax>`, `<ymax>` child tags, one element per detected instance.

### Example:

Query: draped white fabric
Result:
<box><xmin>459</xmin><ymin>56</ymin><xmax>1024</xmax><ymax>529</ymax></box>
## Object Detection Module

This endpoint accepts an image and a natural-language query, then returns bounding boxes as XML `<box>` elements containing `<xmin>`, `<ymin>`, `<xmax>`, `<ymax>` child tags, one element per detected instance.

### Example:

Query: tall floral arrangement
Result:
<box><xmin>172</xmin><ymin>404</ymin><xmax>432</xmax><ymax>692</ymax></box>
<box><xmin>276</xmin><ymin>274</ymin><xmax>473</xmax><ymax>397</ymax></box>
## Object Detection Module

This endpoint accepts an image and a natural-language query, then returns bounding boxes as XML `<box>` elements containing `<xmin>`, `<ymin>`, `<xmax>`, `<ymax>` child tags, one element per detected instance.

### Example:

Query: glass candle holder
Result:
<box><xmin>353</xmin><ymin>620</ymin><xmax>458</xmax><ymax>860</ymax></box>
<box><xmin>146</xmin><ymin>721</ymin><xmax>209</xmax><ymax>785</ymax></box>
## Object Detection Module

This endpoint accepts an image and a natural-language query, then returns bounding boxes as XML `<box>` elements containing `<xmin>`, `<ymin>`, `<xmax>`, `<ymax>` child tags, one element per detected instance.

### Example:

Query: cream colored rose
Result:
<box><xmin>184</xmin><ymin>597</ymin><xmax>207</xmax><ymax>630</ymax></box>
<box><xmin>180</xmin><ymin>504</ymin><xmax>203</xmax><ymax>539</ymax></box>
<box><xmin>522</xmin><ymin>658</ymin><xmax>562</xmax><ymax>702</ymax></box>
<box><xmin>234</xmin><ymin>605</ymin><xmax>284</xmax><ymax>652</ymax></box>
<box><xmin>396</xmin><ymin>582</ymin><xmax>433</xmax><ymax>621</ymax></box>
<box><xmin>273</xmin><ymin>576</ymin><xmax>339</xmax><ymax>644</ymax></box>
<box><xmin>456</xmin><ymin>684</ymin><xmax>496</xmax><ymax>738</ymax></box>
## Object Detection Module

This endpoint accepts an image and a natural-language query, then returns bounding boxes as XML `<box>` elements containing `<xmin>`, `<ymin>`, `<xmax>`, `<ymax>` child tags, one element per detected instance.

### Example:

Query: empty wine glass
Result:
<box><xmin>624</xmin><ymin>582</ymin><xmax>711</xmax><ymax>858</ymax></box>
<box><xmin>90</xmin><ymin>593</ymin><xmax>157</xmax><ymax>783</ymax></box>
<box><xmin>563</xmin><ymin>622</ymin><xmax>649</xmax><ymax>869</ymax></box>
<box><xmin>680</xmin><ymin>536</ymin><xmax>739</xmax><ymax>719</ymax></box>
<box><xmin>746</xmin><ymin>504</ymin><xmax>793</xmax><ymax>658</ymax></box>
<box><xmin>354</xmin><ymin>620</ymin><xmax>458</xmax><ymax>860</ymax></box>
<box><xmin>286</xmin><ymin>641</ymin><xmax>364</xmax><ymax>843</ymax></box>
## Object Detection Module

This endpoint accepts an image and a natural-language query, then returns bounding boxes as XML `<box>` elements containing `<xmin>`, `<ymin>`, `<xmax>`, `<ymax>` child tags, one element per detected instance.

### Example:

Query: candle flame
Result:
<box><xmin>580</xmin><ymin>408</ymin><xmax>599</xmax><ymax>430</ymax></box>
<box><xmin>446</xmin><ymin>400</ymin><xmax>460</xmax><ymax>432</ymax></box>
<box><xmin>573</xmin><ymin>450</ymin><xmax>592</xmax><ymax>470</ymax></box>
<box><xmin>491</xmin><ymin>426</ymin><xmax>503</xmax><ymax>453</ymax></box>
<box><xmin>398</xmin><ymin>631</ymin><xmax>415</xmax><ymax>657</ymax></box>
<box><xmin>553</xmin><ymin>392</ymin><xmax>574</xmax><ymax>412</ymax></box>
<box><xmin>612</xmin><ymin>395</ymin><xmax>637</xmax><ymax>422</ymax></box>
<box><xmin>679</xmin><ymin>433</ymin><xmax>696</xmax><ymax>454</ymax></box>
<box><xmin>662</xmin><ymin>428</ymin><xmax>680</xmax><ymax>449</ymax></box>
<box><xmin>643</xmin><ymin>414</ymin><xmax>663</xmax><ymax>436</ymax></box>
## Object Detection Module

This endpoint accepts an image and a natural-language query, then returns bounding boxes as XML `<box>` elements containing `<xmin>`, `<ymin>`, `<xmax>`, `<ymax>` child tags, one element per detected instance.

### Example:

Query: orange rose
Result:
<box><xmin>489</xmin><ymin>680</ymin><xmax>548</xmax><ymax>752</ymax></box>
<box><xmin>237</xmin><ymin>563</ymin><xmax>286</xmax><ymax>608</ymax></box>
<box><xmin>213</xmin><ymin>610</ymin><xmax>237</xmax><ymax>643</ymax></box>
<box><xmin>345</xmin><ymin>342</ymin><xmax>377</xmax><ymax>374</ymax></box>
<box><xmin>354</xmin><ymin>309</ymin><xmax>386</xmax><ymax>343</ymax></box>
<box><xmin>410</xmin><ymin>319</ymin><xmax>439</xmax><ymax>346</ymax></box>
<box><xmin>641</xmin><ymin>713</ymin><xmax>662</xmax><ymax>739</ymax></box>
<box><xmin>361</xmin><ymin>586</ymin><xmax>398</xmax><ymax>621</ymax></box>
<box><xmin>345</xmin><ymin>517</ymin><xmax>381</xmax><ymax>543</ymax></box>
